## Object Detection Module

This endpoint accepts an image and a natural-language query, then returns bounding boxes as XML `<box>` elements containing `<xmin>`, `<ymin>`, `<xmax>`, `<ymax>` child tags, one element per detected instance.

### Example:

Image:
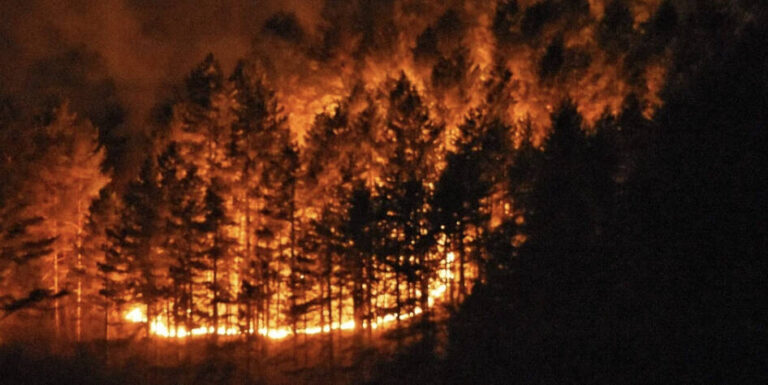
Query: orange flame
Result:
<box><xmin>124</xmin><ymin>251</ymin><xmax>463</xmax><ymax>339</ymax></box>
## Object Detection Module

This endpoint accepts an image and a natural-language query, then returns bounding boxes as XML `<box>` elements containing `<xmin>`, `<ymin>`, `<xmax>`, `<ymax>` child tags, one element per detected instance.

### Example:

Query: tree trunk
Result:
<box><xmin>326</xmin><ymin>249</ymin><xmax>334</xmax><ymax>372</ymax></box>
<box><xmin>458</xmin><ymin>233</ymin><xmax>466</xmax><ymax>300</ymax></box>
<box><xmin>395</xmin><ymin>267</ymin><xmax>401</xmax><ymax>327</ymax></box>
<box><xmin>289</xmin><ymin>189</ymin><xmax>297</xmax><ymax>362</ymax></box>
<box><xmin>419</xmin><ymin>252</ymin><xmax>429</xmax><ymax>322</ymax></box>
<box><xmin>336</xmin><ymin>277</ymin><xmax>343</xmax><ymax>380</ymax></box>
<box><xmin>187</xmin><ymin>270</ymin><xmax>193</xmax><ymax>336</ymax></box>
<box><xmin>146</xmin><ymin>302</ymin><xmax>152</xmax><ymax>339</ymax></box>
<box><xmin>212</xmin><ymin>252</ymin><xmax>219</xmax><ymax>340</ymax></box>
<box><xmin>75</xmin><ymin>199</ymin><xmax>83</xmax><ymax>343</ymax></box>
<box><xmin>54</xmin><ymin>252</ymin><xmax>60</xmax><ymax>341</ymax></box>
<box><xmin>365</xmin><ymin>256</ymin><xmax>374</xmax><ymax>341</ymax></box>
<box><xmin>276</xmin><ymin>242</ymin><xmax>283</xmax><ymax>337</ymax></box>
<box><xmin>303</xmin><ymin>300</ymin><xmax>308</xmax><ymax>367</ymax></box>
<box><xmin>352</xmin><ymin>252</ymin><xmax>364</xmax><ymax>343</ymax></box>
<box><xmin>245</xmin><ymin>300</ymin><xmax>252</xmax><ymax>376</ymax></box>
<box><xmin>103</xmin><ymin>281</ymin><xmax>110</xmax><ymax>365</ymax></box>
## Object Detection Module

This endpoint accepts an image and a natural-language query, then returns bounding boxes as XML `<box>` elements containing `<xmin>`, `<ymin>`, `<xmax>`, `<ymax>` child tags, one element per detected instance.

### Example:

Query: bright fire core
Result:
<box><xmin>124</xmin><ymin>251</ymin><xmax>466</xmax><ymax>339</ymax></box>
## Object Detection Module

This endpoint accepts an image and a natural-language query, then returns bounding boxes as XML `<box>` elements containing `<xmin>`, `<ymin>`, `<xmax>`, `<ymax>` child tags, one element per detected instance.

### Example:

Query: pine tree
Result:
<box><xmin>17</xmin><ymin>102</ymin><xmax>109</xmax><ymax>342</ymax></box>
<box><xmin>304</xmin><ymin>204</ymin><xmax>344</xmax><ymax>371</ymax></box>
<box><xmin>229</xmin><ymin>60</ymin><xmax>290</xmax><ymax>340</ymax></box>
<box><xmin>159</xmin><ymin>144</ymin><xmax>208</xmax><ymax>336</ymax></box>
<box><xmin>431</xmin><ymin>127</ymin><xmax>488</xmax><ymax>301</ymax></box>
<box><xmin>0</xmin><ymin>101</ymin><xmax>58</xmax><ymax>328</ymax></box>
<box><xmin>109</xmin><ymin>158</ymin><xmax>164</xmax><ymax>338</ymax></box>
<box><xmin>376</xmin><ymin>74</ymin><xmax>443</xmax><ymax>333</ymax></box>
<box><xmin>432</xmin><ymin>108</ymin><xmax>515</xmax><ymax>301</ymax></box>
<box><xmin>84</xmin><ymin>187</ymin><xmax>122</xmax><ymax>346</ymax></box>
<box><xmin>201</xmin><ymin>178</ymin><xmax>237</xmax><ymax>338</ymax></box>
<box><xmin>340</xmin><ymin>184</ymin><xmax>379</xmax><ymax>340</ymax></box>
<box><xmin>0</xmin><ymin>204</ymin><xmax>56</xmax><ymax>323</ymax></box>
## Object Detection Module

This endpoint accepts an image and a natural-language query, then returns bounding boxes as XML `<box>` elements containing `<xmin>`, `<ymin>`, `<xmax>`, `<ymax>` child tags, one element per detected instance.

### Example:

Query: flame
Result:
<box><xmin>125</xmin><ymin>307</ymin><xmax>147</xmax><ymax>323</ymax></box>
<box><xmin>124</xmin><ymin>252</ymin><xmax>461</xmax><ymax>340</ymax></box>
<box><xmin>117</xmin><ymin>1</ymin><xmax>673</xmax><ymax>343</ymax></box>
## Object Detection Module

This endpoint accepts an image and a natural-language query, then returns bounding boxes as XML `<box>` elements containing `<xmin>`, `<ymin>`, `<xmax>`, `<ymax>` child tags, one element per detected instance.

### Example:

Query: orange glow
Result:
<box><xmin>124</xmin><ymin>251</ymin><xmax>464</xmax><ymax>340</ymax></box>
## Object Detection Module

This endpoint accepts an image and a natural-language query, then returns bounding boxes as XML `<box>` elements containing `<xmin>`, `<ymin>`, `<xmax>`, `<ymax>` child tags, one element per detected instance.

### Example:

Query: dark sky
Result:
<box><xmin>0</xmin><ymin>0</ymin><xmax>323</xmax><ymax>126</ymax></box>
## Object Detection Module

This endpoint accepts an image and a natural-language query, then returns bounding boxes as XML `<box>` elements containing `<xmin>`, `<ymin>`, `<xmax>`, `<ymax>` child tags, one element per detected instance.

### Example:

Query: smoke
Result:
<box><xmin>1</xmin><ymin>0</ymin><xmax>269</xmax><ymax>123</ymax></box>
<box><xmin>1</xmin><ymin>0</ymin><xmax>679</xmax><ymax>168</ymax></box>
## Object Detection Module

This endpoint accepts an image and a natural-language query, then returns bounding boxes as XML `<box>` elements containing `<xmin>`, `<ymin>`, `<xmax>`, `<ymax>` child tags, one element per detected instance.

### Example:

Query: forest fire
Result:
<box><xmin>1</xmin><ymin>0</ymin><xmax>668</xmax><ymax>364</ymax></box>
<box><xmin>123</xmin><ymin>292</ymin><xmax>421</xmax><ymax>339</ymax></box>
<box><xmin>122</xmin><ymin>251</ymin><xmax>460</xmax><ymax>339</ymax></box>
<box><xmin>3</xmin><ymin>1</ymin><xmax>765</xmax><ymax>384</ymax></box>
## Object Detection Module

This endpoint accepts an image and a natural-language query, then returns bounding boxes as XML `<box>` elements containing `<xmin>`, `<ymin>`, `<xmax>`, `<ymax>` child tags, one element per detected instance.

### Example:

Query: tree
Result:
<box><xmin>201</xmin><ymin>178</ymin><xmax>237</xmax><ymax>338</ymax></box>
<box><xmin>229</xmin><ymin>60</ymin><xmax>290</xmax><ymax>342</ymax></box>
<box><xmin>108</xmin><ymin>158</ymin><xmax>164</xmax><ymax>339</ymax></box>
<box><xmin>0</xmin><ymin>102</ymin><xmax>108</xmax><ymax>341</ymax></box>
<box><xmin>84</xmin><ymin>186</ymin><xmax>122</xmax><ymax>348</ymax></box>
<box><xmin>613</xmin><ymin>15</ymin><xmax>768</xmax><ymax>380</ymax></box>
<box><xmin>38</xmin><ymin>103</ymin><xmax>109</xmax><ymax>342</ymax></box>
<box><xmin>376</xmin><ymin>74</ymin><xmax>443</xmax><ymax>335</ymax></box>
<box><xmin>431</xmin><ymin>115</ymin><xmax>496</xmax><ymax>302</ymax></box>
<box><xmin>0</xmin><ymin>205</ymin><xmax>57</xmax><ymax>324</ymax></box>
<box><xmin>158</xmin><ymin>144</ymin><xmax>207</xmax><ymax>337</ymax></box>
<box><xmin>340</xmin><ymin>184</ymin><xmax>378</xmax><ymax>340</ymax></box>
<box><xmin>300</xmin><ymin>204</ymin><xmax>339</xmax><ymax>368</ymax></box>
<box><xmin>0</xmin><ymin>100</ymin><xmax>58</xmax><ymax>329</ymax></box>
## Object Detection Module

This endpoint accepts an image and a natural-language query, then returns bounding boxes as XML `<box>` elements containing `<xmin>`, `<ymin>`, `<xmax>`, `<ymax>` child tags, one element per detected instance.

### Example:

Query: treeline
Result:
<box><xmin>94</xmin><ymin>56</ymin><xmax>481</xmax><ymax>347</ymax></box>
<box><xmin>0</xmin><ymin>0</ymin><xmax>681</xmax><ymax>349</ymax></box>
<box><xmin>1</xmin><ymin>52</ymin><xmax>519</xmax><ymax>351</ymax></box>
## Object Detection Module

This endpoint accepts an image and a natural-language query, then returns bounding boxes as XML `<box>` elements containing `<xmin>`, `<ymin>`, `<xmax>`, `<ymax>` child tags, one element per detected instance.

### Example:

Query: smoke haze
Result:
<box><xmin>2</xmin><ymin>0</ymin><xmax>690</xmax><ymax>166</ymax></box>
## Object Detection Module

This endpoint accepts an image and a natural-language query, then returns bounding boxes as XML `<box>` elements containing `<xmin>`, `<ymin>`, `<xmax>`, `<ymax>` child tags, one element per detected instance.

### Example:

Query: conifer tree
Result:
<box><xmin>0</xmin><ymin>101</ymin><xmax>58</xmax><ymax>329</ymax></box>
<box><xmin>84</xmin><ymin>187</ymin><xmax>122</xmax><ymax>343</ymax></box>
<box><xmin>158</xmin><ymin>144</ymin><xmax>207</xmax><ymax>336</ymax></box>
<box><xmin>19</xmin><ymin>103</ymin><xmax>109</xmax><ymax>341</ymax></box>
<box><xmin>229</xmin><ymin>60</ymin><xmax>290</xmax><ymax>337</ymax></box>
<box><xmin>0</xmin><ymin>204</ymin><xmax>56</xmax><ymax>322</ymax></box>
<box><xmin>376</xmin><ymin>74</ymin><xmax>443</xmax><ymax>331</ymax></box>
<box><xmin>305</xmin><ymin>204</ymin><xmax>344</xmax><ymax>369</ymax></box>
<box><xmin>108</xmin><ymin>158</ymin><xmax>164</xmax><ymax>338</ymax></box>
<box><xmin>340</xmin><ymin>184</ymin><xmax>379</xmax><ymax>339</ymax></box>
<box><xmin>201</xmin><ymin>178</ymin><xmax>237</xmax><ymax>337</ymax></box>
